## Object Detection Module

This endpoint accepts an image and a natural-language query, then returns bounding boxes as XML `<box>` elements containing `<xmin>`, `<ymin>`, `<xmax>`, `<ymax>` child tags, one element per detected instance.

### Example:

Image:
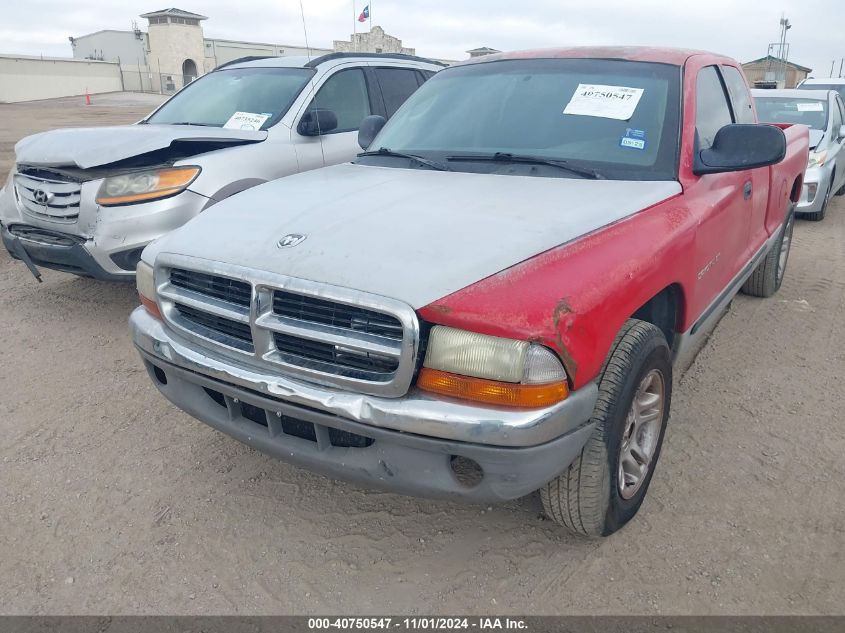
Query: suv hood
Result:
<box><xmin>145</xmin><ymin>164</ymin><xmax>681</xmax><ymax>309</ymax></box>
<box><xmin>14</xmin><ymin>124</ymin><xmax>267</xmax><ymax>169</ymax></box>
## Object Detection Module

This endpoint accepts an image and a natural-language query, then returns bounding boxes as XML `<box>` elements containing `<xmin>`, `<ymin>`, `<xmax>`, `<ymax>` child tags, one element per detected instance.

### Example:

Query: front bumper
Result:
<box><xmin>2</xmin><ymin>223</ymin><xmax>131</xmax><ymax>281</ymax></box>
<box><xmin>0</xmin><ymin>179</ymin><xmax>208</xmax><ymax>279</ymax></box>
<box><xmin>130</xmin><ymin>307</ymin><xmax>598</xmax><ymax>502</ymax></box>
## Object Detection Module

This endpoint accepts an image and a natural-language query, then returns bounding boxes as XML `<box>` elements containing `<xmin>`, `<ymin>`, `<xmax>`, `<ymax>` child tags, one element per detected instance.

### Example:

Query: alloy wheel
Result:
<box><xmin>618</xmin><ymin>368</ymin><xmax>666</xmax><ymax>500</ymax></box>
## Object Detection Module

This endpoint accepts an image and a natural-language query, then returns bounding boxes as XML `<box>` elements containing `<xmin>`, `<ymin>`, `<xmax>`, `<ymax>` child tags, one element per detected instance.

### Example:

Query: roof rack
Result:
<box><xmin>304</xmin><ymin>52</ymin><xmax>446</xmax><ymax>68</ymax></box>
<box><xmin>214</xmin><ymin>56</ymin><xmax>275</xmax><ymax>70</ymax></box>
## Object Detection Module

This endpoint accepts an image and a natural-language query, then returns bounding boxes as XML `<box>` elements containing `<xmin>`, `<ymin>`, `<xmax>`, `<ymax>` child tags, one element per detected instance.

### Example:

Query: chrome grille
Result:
<box><xmin>14</xmin><ymin>173</ymin><xmax>82</xmax><ymax>221</ymax></box>
<box><xmin>273</xmin><ymin>291</ymin><xmax>404</xmax><ymax>340</ymax></box>
<box><xmin>155</xmin><ymin>257</ymin><xmax>419</xmax><ymax>397</ymax></box>
<box><xmin>171</xmin><ymin>269</ymin><xmax>251</xmax><ymax>308</ymax></box>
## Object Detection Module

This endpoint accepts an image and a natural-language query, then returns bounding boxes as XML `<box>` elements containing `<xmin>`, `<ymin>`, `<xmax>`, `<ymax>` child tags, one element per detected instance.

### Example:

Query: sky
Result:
<box><xmin>1</xmin><ymin>0</ymin><xmax>843</xmax><ymax>76</ymax></box>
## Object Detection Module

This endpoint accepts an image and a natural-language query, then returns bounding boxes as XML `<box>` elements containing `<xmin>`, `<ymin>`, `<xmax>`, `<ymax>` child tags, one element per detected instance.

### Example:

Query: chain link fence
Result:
<box><xmin>120</xmin><ymin>69</ymin><xmax>196</xmax><ymax>95</ymax></box>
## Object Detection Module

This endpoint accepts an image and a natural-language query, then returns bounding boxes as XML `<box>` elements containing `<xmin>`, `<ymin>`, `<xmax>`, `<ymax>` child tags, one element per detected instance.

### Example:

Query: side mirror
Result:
<box><xmin>297</xmin><ymin>108</ymin><xmax>338</xmax><ymax>136</ymax></box>
<box><xmin>694</xmin><ymin>124</ymin><xmax>786</xmax><ymax>175</ymax></box>
<box><xmin>358</xmin><ymin>115</ymin><xmax>387</xmax><ymax>150</ymax></box>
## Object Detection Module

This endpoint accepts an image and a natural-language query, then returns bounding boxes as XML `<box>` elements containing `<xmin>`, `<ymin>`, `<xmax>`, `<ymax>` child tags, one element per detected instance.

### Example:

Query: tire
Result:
<box><xmin>741</xmin><ymin>207</ymin><xmax>795</xmax><ymax>298</ymax></box>
<box><xmin>802</xmin><ymin>180</ymin><xmax>831</xmax><ymax>222</ymax></box>
<box><xmin>540</xmin><ymin>320</ymin><xmax>672</xmax><ymax>537</ymax></box>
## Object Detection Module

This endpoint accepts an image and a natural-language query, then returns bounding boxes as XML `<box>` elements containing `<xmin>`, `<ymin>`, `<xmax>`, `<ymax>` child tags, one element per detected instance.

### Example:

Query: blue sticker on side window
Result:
<box><xmin>619</xmin><ymin>128</ymin><xmax>647</xmax><ymax>150</ymax></box>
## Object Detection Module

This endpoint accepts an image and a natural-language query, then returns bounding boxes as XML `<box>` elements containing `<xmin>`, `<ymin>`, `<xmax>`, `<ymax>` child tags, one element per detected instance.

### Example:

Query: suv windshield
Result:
<box><xmin>754</xmin><ymin>96</ymin><xmax>828</xmax><ymax>130</ymax></box>
<box><xmin>362</xmin><ymin>58</ymin><xmax>681</xmax><ymax>180</ymax></box>
<box><xmin>145</xmin><ymin>67</ymin><xmax>314</xmax><ymax>129</ymax></box>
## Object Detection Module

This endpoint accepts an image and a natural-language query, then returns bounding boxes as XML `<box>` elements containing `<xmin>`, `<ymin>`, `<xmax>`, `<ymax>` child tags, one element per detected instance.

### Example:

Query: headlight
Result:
<box><xmin>96</xmin><ymin>166</ymin><xmax>200</xmax><ymax>206</ymax></box>
<box><xmin>136</xmin><ymin>260</ymin><xmax>162</xmax><ymax>320</ymax></box>
<box><xmin>808</xmin><ymin>150</ymin><xmax>827</xmax><ymax>169</ymax></box>
<box><xmin>417</xmin><ymin>325</ymin><xmax>569</xmax><ymax>408</ymax></box>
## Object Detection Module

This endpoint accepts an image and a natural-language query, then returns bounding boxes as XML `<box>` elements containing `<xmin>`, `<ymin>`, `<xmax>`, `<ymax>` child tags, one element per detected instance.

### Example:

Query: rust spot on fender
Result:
<box><xmin>552</xmin><ymin>298</ymin><xmax>573</xmax><ymax>327</ymax></box>
<box><xmin>428</xmin><ymin>304</ymin><xmax>452</xmax><ymax>315</ymax></box>
<box><xmin>551</xmin><ymin>298</ymin><xmax>578</xmax><ymax>380</ymax></box>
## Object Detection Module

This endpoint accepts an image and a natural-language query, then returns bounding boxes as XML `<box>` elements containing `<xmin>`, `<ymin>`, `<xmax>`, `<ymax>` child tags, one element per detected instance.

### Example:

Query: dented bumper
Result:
<box><xmin>0</xmin><ymin>177</ymin><xmax>208</xmax><ymax>279</ymax></box>
<box><xmin>130</xmin><ymin>307</ymin><xmax>599</xmax><ymax>501</ymax></box>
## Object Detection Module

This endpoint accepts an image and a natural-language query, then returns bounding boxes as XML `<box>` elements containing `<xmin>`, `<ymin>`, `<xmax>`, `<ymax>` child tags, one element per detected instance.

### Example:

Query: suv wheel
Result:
<box><xmin>540</xmin><ymin>320</ymin><xmax>672</xmax><ymax>536</ymax></box>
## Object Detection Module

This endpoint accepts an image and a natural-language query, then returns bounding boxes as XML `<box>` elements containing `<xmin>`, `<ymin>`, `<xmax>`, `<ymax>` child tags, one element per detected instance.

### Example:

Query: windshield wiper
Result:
<box><xmin>358</xmin><ymin>147</ymin><xmax>450</xmax><ymax>171</ymax></box>
<box><xmin>168</xmin><ymin>122</ymin><xmax>218</xmax><ymax>127</ymax></box>
<box><xmin>447</xmin><ymin>152</ymin><xmax>602</xmax><ymax>179</ymax></box>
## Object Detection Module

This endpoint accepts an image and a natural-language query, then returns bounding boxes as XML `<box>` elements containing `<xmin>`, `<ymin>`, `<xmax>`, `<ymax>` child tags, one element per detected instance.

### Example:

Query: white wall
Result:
<box><xmin>204</xmin><ymin>39</ymin><xmax>332</xmax><ymax>71</ymax></box>
<box><xmin>72</xmin><ymin>30</ymin><xmax>149</xmax><ymax>66</ymax></box>
<box><xmin>0</xmin><ymin>55</ymin><xmax>123</xmax><ymax>103</ymax></box>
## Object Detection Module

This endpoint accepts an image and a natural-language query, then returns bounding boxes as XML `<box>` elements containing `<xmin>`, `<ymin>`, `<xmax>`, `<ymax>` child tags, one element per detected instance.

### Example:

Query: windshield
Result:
<box><xmin>145</xmin><ymin>67</ymin><xmax>314</xmax><ymax>129</ymax></box>
<box><xmin>798</xmin><ymin>83</ymin><xmax>845</xmax><ymax>102</ymax></box>
<box><xmin>754</xmin><ymin>97</ymin><xmax>828</xmax><ymax>130</ymax></box>
<box><xmin>362</xmin><ymin>58</ymin><xmax>681</xmax><ymax>180</ymax></box>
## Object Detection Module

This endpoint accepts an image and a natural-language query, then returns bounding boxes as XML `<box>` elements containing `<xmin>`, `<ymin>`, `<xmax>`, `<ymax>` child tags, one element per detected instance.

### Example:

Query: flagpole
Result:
<box><xmin>369</xmin><ymin>0</ymin><xmax>372</xmax><ymax>30</ymax></box>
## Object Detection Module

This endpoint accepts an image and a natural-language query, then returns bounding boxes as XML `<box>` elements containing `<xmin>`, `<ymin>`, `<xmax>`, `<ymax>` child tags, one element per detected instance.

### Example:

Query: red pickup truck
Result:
<box><xmin>130</xmin><ymin>47</ymin><xmax>809</xmax><ymax>536</ymax></box>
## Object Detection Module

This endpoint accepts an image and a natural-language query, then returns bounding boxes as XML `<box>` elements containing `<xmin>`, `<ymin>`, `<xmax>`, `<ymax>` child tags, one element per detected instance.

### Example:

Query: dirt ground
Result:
<box><xmin>1</xmin><ymin>94</ymin><xmax>843</xmax><ymax>616</ymax></box>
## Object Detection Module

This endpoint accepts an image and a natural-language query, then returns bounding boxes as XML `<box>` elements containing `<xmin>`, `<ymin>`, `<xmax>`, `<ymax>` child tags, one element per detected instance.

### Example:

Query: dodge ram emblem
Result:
<box><xmin>277</xmin><ymin>233</ymin><xmax>306</xmax><ymax>249</ymax></box>
<box><xmin>33</xmin><ymin>189</ymin><xmax>53</xmax><ymax>205</ymax></box>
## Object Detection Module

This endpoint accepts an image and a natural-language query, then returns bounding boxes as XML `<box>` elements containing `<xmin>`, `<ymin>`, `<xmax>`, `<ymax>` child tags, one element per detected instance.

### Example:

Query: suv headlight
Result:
<box><xmin>417</xmin><ymin>325</ymin><xmax>569</xmax><ymax>408</ymax></box>
<box><xmin>808</xmin><ymin>150</ymin><xmax>827</xmax><ymax>169</ymax></box>
<box><xmin>96</xmin><ymin>166</ymin><xmax>200</xmax><ymax>206</ymax></box>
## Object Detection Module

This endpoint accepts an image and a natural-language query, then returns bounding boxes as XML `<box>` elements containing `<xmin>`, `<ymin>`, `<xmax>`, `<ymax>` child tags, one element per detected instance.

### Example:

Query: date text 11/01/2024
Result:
<box><xmin>307</xmin><ymin>617</ymin><xmax>528</xmax><ymax>630</ymax></box>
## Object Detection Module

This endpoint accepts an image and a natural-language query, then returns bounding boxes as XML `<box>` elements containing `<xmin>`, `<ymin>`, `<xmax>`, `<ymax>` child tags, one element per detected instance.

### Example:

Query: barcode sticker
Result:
<box><xmin>564</xmin><ymin>84</ymin><xmax>644</xmax><ymax>120</ymax></box>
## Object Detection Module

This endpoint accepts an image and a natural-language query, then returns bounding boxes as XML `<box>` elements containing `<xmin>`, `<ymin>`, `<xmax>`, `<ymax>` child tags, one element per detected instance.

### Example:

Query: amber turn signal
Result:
<box><xmin>139</xmin><ymin>293</ymin><xmax>163</xmax><ymax>320</ymax></box>
<box><xmin>417</xmin><ymin>368</ymin><xmax>569</xmax><ymax>408</ymax></box>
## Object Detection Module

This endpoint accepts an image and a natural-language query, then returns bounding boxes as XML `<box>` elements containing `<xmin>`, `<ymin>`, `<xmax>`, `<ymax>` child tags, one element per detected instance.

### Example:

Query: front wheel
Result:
<box><xmin>540</xmin><ymin>320</ymin><xmax>672</xmax><ymax>537</ymax></box>
<box><xmin>741</xmin><ymin>207</ymin><xmax>794</xmax><ymax>298</ymax></box>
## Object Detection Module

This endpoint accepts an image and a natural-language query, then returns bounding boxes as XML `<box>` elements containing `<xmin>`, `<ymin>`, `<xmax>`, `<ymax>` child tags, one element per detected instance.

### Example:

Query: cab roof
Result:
<box><xmin>456</xmin><ymin>46</ymin><xmax>726</xmax><ymax>68</ymax></box>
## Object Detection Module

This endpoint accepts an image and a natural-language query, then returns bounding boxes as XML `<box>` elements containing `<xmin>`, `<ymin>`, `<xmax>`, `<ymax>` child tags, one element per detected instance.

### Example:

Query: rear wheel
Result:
<box><xmin>540</xmin><ymin>320</ymin><xmax>672</xmax><ymax>537</ymax></box>
<box><xmin>741</xmin><ymin>207</ymin><xmax>794</xmax><ymax>298</ymax></box>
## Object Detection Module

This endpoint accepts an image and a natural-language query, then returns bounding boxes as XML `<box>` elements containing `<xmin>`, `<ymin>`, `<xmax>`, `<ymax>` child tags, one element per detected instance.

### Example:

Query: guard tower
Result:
<box><xmin>140</xmin><ymin>8</ymin><xmax>208</xmax><ymax>91</ymax></box>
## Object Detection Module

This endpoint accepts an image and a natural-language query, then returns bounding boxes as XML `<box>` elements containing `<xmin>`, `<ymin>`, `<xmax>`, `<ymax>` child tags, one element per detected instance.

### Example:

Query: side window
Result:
<box><xmin>721</xmin><ymin>66</ymin><xmax>755</xmax><ymax>124</ymax></box>
<box><xmin>696</xmin><ymin>65</ymin><xmax>734</xmax><ymax>149</ymax></box>
<box><xmin>374</xmin><ymin>67</ymin><xmax>424</xmax><ymax>118</ymax></box>
<box><xmin>419</xmin><ymin>70</ymin><xmax>436</xmax><ymax>81</ymax></box>
<box><xmin>310</xmin><ymin>68</ymin><xmax>371</xmax><ymax>133</ymax></box>
<box><xmin>837</xmin><ymin>97</ymin><xmax>845</xmax><ymax>136</ymax></box>
<box><xmin>831</xmin><ymin>97</ymin><xmax>843</xmax><ymax>135</ymax></box>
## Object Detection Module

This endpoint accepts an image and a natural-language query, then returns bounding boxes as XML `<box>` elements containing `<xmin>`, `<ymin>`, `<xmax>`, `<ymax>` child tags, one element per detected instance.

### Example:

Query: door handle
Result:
<box><xmin>743</xmin><ymin>181</ymin><xmax>753</xmax><ymax>200</ymax></box>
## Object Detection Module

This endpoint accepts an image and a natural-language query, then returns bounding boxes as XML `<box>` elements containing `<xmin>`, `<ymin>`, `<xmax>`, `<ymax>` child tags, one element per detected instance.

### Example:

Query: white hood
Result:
<box><xmin>145</xmin><ymin>164</ymin><xmax>681</xmax><ymax>309</ymax></box>
<box><xmin>14</xmin><ymin>124</ymin><xmax>267</xmax><ymax>169</ymax></box>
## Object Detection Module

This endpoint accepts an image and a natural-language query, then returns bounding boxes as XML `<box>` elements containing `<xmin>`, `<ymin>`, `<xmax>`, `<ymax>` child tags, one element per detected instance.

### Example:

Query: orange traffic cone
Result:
<box><xmin>85</xmin><ymin>89</ymin><xmax>91</xmax><ymax>105</ymax></box>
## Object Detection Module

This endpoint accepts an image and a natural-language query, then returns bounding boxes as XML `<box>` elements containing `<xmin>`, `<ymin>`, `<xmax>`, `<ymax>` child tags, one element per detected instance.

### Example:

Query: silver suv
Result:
<box><xmin>0</xmin><ymin>53</ymin><xmax>442</xmax><ymax>281</ymax></box>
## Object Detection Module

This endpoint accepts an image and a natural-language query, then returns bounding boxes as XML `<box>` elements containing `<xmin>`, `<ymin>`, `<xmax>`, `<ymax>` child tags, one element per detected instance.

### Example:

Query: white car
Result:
<box><xmin>797</xmin><ymin>77</ymin><xmax>845</xmax><ymax>102</ymax></box>
<box><xmin>0</xmin><ymin>53</ymin><xmax>442</xmax><ymax>281</ymax></box>
<box><xmin>754</xmin><ymin>88</ymin><xmax>845</xmax><ymax>221</ymax></box>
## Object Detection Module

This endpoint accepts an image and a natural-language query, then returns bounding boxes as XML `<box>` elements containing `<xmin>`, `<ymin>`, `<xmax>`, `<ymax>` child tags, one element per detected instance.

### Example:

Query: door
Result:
<box><xmin>830</xmin><ymin>96</ymin><xmax>845</xmax><ymax>193</ymax></box>
<box><xmin>293</xmin><ymin>67</ymin><xmax>377</xmax><ymax>172</ymax></box>
<box><xmin>721</xmin><ymin>64</ymin><xmax>770</xmax><ymax>255</ymax></box>
<box><xmin>689</xmin><ymin>65</ymin><xmax>754</xmax><ymax>310</ymax></box>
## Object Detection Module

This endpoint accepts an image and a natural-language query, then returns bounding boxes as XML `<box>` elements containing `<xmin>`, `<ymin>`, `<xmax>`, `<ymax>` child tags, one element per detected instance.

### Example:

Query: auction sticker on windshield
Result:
<box><xmin>564</xmin><ymin>84</ymin><xmax>645</xmax><ymax>120</ymax></box>
<box><xmin>796</xmin><ymin>102</ymin><xmax>824</xmax><ymax>112</ymax></box>
<box><xmin>223</xmin><ymin>111</ymin><xmax>271</xmax><ymax>130</ymax></box>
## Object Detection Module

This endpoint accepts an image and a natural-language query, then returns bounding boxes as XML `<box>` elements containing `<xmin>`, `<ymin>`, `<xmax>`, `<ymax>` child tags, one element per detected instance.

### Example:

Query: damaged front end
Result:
<box><xmin>1</xmin><ymin>131</ymin><xmax>260</xmax><ymax>282</ymax></box>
